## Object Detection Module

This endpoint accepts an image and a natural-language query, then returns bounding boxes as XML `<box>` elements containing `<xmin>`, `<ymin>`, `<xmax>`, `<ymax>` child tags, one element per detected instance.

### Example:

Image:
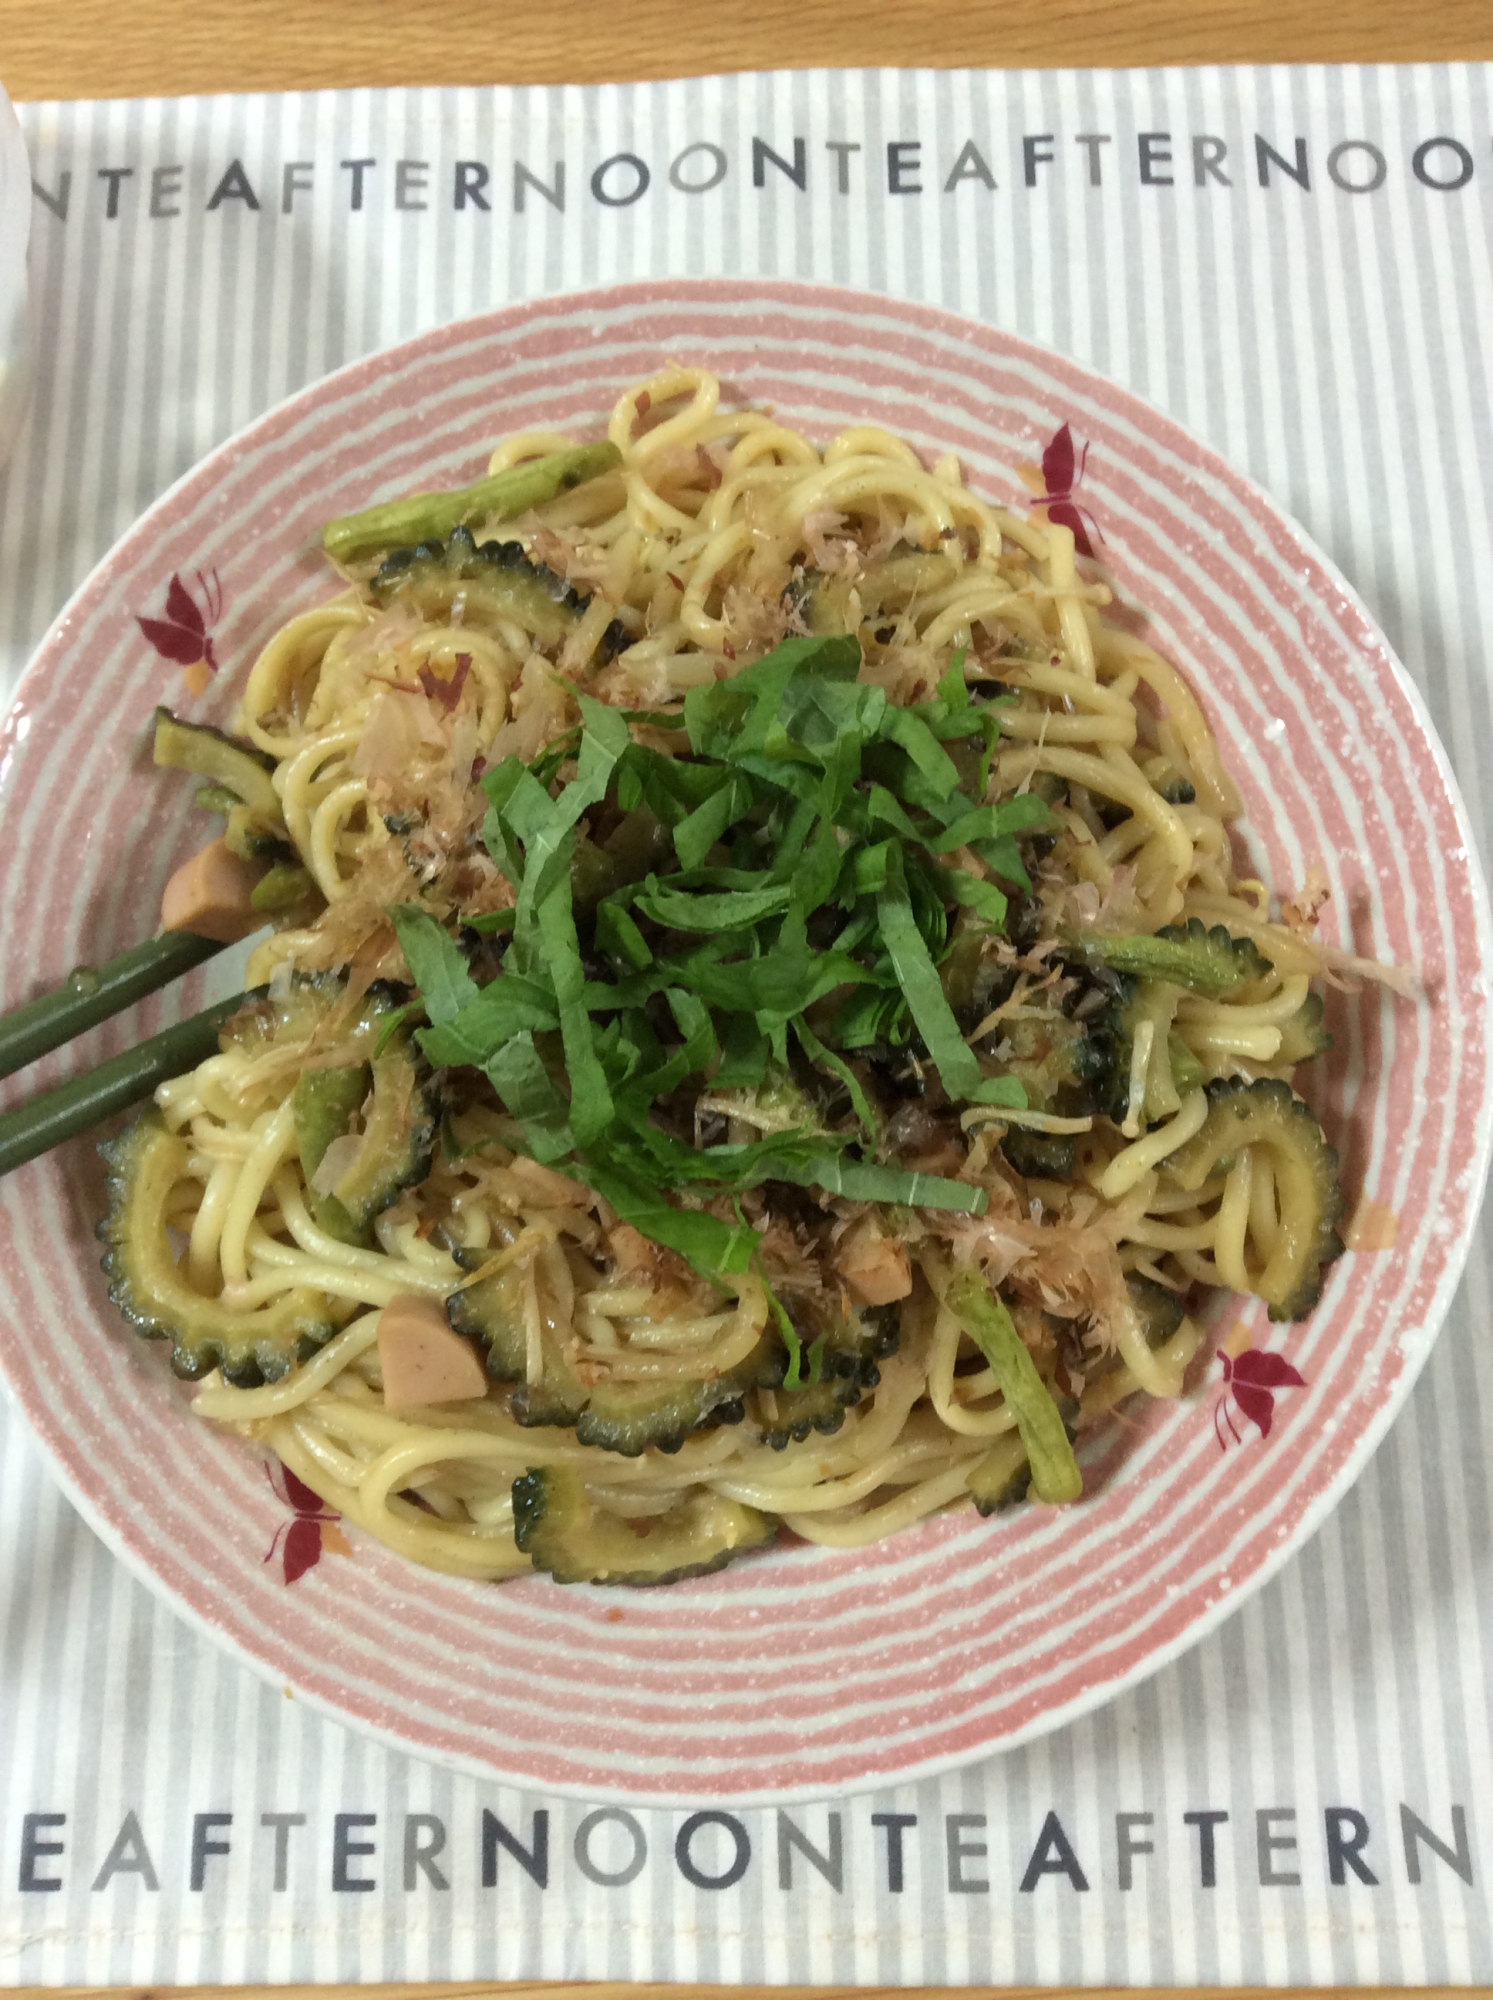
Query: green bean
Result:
<box><xmin>0</xmin><ymin>997</ymin><xmax>241</xmax><ymax>1177</ymax></box>
<box><xmin>322</xmin><ymin>442</ymin><xmax>624</xmax><ymax>563</ymax></box>
<box><xmin>0</xmin><ymin>931</ymin><xmax>224</xmax><ymax>1082</ymax></box>
<box><xmin>944</xmin><ymin>1265</ymin><xmax>1083</xmax><ymax>1504</ymax></box>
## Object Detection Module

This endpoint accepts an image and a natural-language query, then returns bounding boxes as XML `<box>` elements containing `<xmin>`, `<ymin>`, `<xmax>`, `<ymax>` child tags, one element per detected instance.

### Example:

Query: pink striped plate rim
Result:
<box><xmin>0</xmin><ymin>279</ymin><xmax>1487</xmax><ymax>1805</ymax></box>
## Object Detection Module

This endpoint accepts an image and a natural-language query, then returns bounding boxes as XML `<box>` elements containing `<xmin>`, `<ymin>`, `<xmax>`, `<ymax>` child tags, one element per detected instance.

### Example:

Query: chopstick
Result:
<box><xmin>0</xmin><ymin>930</ymin><xmax>225</xmax><ymax>1080</ymax></box>
<box><xmin>0</xmin><ymin>995</ymin><xmax>243</xmax><ymax>1177</ymax></box>
<box><xmin>0</xmin><ymin>931</ymin><xmax>236</xmax><ymax>1176</ymax></box>
<box><xmin>0</xmin><ymin>443</ymin><xmax>635</xmax><ymax>1176</ymax></box>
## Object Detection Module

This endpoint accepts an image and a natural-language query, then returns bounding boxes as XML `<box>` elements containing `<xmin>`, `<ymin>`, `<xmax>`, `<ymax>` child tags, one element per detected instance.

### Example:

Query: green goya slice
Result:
<box><xmin>1064</xmin><ymin>916</ymin><xmax>1271</xmax><ymax>999</ymax></box>
<box><xmin>227</xmin><ymin>974</ymin><xmax>438</xmax><ymax>1249</ymax></box>
<box><xmin>757</xmin><ymin>1301</ymin><xmax>900</xmax><ymax>1450</ymax></box>
<box><xmin>447</xmin><ymin>1261</ymin><xmax>782</xmax><ymax>1455</ymax></box>
<box><xmin>368</xmin><ymin>526</ymin><xmax>627</xmax><ymax>657</ymax></box>
<box><xmin>1162</xmin><ymin>1076</ymin><xmax>1344</xmax><ymax>1320</ymax></box>
<box><xmin>965</xmin><ymin>1430</ymin><xmax>1037</xmax><ymax>1518</ymax></box>
<box><xmin>153</xmin><ymin>708</ymin><xmax>283</xmax><ymax>824</ymax></box>
<box><xmin>512</xmin><ymin>1464</ymin><xmax>774</xmax><ymax>1586</ymax></box>
<box><xmin>1126</xmin><ymin>1271</ymin><xmax>1187</xmax><ymax>1350</ymax></box>
<box><xmin>98</xmin><ymin>1110</ymin><xmax>335</xmax><ymax>1388</ymax></box>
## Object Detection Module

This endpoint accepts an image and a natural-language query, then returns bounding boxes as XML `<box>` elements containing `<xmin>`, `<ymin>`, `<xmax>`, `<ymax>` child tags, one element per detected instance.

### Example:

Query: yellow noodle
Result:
<box><xmin>1099</xmin><ymin>1090</ymin><xmax>1210</xmax><ymax>1201</ymax></box>
<box><xmin>119</xmin><ymin>369</ymin><xmax>1366</xmax><ymax>1588</ymax></box>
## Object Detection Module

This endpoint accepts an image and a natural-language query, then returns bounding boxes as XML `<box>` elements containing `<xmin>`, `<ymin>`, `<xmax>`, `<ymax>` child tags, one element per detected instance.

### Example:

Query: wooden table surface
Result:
<box><xmin>2</xmin><ymin>0</ymin><xmax>1492</xmax><ymax>99</ymax></box>
<box><xmin>5</xmin><ymin>7</ymin><xmax>1491</xmax><ymax>1999</ymax></box>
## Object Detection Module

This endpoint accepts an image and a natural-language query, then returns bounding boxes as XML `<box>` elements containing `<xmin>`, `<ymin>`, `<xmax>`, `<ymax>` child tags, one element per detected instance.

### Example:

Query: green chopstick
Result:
<box><xmin>0</xmin><ymin>996</ymin><xmax>242</xmax><ymax>1177</ymax></box>
<box><xmin>0</xmin><ymin>931</ymin><xmax>226</xmax><ymax>1083</ymax></box>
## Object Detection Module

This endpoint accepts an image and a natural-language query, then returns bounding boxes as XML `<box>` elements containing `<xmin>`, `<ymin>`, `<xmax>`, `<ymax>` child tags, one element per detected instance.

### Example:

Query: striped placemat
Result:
<box><xmin>0</xmin><ymin>64</ymin><xmax>1488</xmax><ymax>1986</ymax></box>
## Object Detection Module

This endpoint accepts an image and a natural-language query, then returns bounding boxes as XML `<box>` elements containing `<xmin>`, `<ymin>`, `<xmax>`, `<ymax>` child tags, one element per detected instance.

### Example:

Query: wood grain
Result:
<box><xmin>37</xmin><ymin>1988</ymin><xmax>1493</xmax><ymax>2000</ymax></box>
<box><xmin>2</xmin><ymin>0</ymin><xmax>1492</xmax><ymax>100</ymax></box>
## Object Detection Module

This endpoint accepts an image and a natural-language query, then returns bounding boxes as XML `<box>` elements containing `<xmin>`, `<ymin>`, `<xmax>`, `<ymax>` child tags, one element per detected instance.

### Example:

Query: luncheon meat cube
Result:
<box><xmin>160</xmin><ymin>837</ymin><xmax>264</xmax><ymax>943</ymax></box>
<box><xmin>377</xmin><ymin>1294</ymin><xmax>489</xmax><ymax>1410</ymax></box>
<box><xmin>835</xmin><ymin>1219</ymin><xmax>912</xmax><ymax>1307</ymax></box>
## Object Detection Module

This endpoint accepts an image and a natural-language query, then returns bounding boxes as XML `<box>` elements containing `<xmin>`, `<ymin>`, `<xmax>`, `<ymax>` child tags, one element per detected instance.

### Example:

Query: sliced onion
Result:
<box><xmin>311</xmin><ymin>1130</ymin><xmax>365</xmax><ymax>1200</ymax></box>
<box><xmin>352</xmin><ymin>692</ymin><xmax>418</xmax><ymax>779</ymax></box>
<box><xmin>449</xmin><ymin>712</ymin><xmax>480</xmax><ymax>790</ymax></box>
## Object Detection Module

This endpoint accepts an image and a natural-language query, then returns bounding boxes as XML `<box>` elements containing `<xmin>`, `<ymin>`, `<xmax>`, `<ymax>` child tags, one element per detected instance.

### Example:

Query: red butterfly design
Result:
<box><xmin>1034</xmin><ymin>423</ymin><xmax>1102</xmax><ymax>559</ymax></box>
<box><xmin>137</xmin><ymin>570</ymin><xmax>223</xmax><ymax>674</ymax></box>
<box><xmin>1214</xmin><ymin>1346</ymin><xmax>1307</xmax><ymax>1448</ymax></box>
<box><xmin>263</xmin><ymin>1461</ymin><xmax>347</xmax><ymax>1584</ymax></box>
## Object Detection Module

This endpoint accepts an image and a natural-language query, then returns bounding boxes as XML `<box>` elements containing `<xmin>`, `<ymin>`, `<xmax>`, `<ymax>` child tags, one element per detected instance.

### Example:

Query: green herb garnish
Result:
<box><xmin>391</xmin><ymin>633</ymin><xmax>1044</xmax><ymax>1280</ymax></box>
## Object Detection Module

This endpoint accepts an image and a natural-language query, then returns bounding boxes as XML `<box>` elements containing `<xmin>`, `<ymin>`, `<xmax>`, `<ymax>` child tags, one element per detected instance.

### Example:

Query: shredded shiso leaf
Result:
<box><xmin>390</xmin><ymin>633</ymin><xmax>1045</xmax><ymax>1277</ymax></box>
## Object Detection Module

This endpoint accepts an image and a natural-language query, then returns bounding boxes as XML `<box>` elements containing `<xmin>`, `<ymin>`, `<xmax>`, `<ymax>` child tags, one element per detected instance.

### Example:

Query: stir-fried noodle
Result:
<box><xmin>106</xmin><ymin>368</ymin><xmax>1402</xmax><ymax>1585</ymax></box>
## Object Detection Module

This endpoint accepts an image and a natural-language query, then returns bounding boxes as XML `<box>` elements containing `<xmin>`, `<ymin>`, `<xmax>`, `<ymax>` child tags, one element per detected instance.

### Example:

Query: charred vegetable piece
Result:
<box><xmin>369</xmin><ymin>524</ymin><xmax>627</xmax><ymax>657</ymax></box>
<box><xmin>228</xmin><ymin>975</ymin><xmax>438</xmax><ymax>1248</ymax></box>
<box><xmin>1000</xmin><ymin>1126</ymin><xmax>1078</xmax><ymax>1181</ymax></box>
<box><xmin>577</xmin><ymin>1353</ymin><xmax>777</xmax><ymax>1456</ymax></box>
<box><xmin>294</xmin><ymin>1065</ymin><xmax>369</xmax><ymax>1186</ymax></box>
<box><xmin>222</xmin><ymin>803</ymin><xmax>296</xmax><ymax>867</ymax></box>
<box><xmin>758</xmin><ymin>1302</ymin><xmax>900</xmax><ymax>1450</ymax></box>
<box><xmin>319</xmin><ymin>1054</ymin><xmax>433</xmax><ymax>1246</ymax></box>
<box><xmin>1000</xmin><ymin>1009</ymin><xmax>1102</xmax><ymax>1105</ymax></box>
<box><xmin>511</xmin><ymin>1372</ymin><xmax>586</xmax><ymax>1430</ymax></box>
<box><xmin>1059</xmin><ymin>971</ymin><xmax>1205</xmax><ymax>1128</ymax></box>
<box><xmin>993</xmin><ymin>1008</ymin><xmax>1109</xmax><ymax>1173</ymax></box>
<box><xmin>1167</xmin><ymin>1032</ymin><xmax>1206</xmax><ymax>1097</ymax></box>
<box><xmin>446</xmin><ymin>1265</ymin><xmax>529</xmax><ymax>1376</ymax></box>
<box><xmin>1094</xmin><ymin>778</ymin><xmax>1194</xmax><ymax>830</ymax></box>
<box><xmin>1275</xmin><ymin>991</ymin><xmax>1332</xmax><ymax>1066</ymax></box>
<box><xmin>944</xmin><ymin>1266</ymin><xmax>1082</xmax><ymax>1504</ymax></box>
<box><xmin>98</xmin><ymin>1109</ymin><xmax>335</xmax><ymax>1386</ymax></box>
<box><xmin>428</xmin><ymin>1225</ymin><xmax>487</xmax><ymax>1273</ymax></box>
<box><xmin>249</xmin><ymin>863</ymin><xmax>321</xmax><ymax>917</ymax></box>
<box><xmin>1097</xmin><ymin>1005</ymin><xmax>1207</xmax><ymax>1129</ymax></box>
<box><xmin>783</xmin><ymin>567</ymin><xmax>852</xmax><ymax>637</ymax></box>
<box><xmin>323</xmin><ymin>441</ymin><xmax>623</xmax><ymax>564</ymax></box>
<box><xmin>570</xmin><ymin>804</ymin><xmax>675</xmax><ymax>913</ymax></box>
<box><xmin>1156</xmin><ymin>771</ymin><xmax>1197</xmax><ymax>806</ymax></box>
<box><xmin>964</xmin><ymin>1280</ymin><xmax>1178</xmax><ymax>1515</ymax></box>
<box><xmin>1126</xmin><ymin>1271</ymin><xmax>1187</xmax><ymax>1349</ymax></box>
<box><xmin>447</xmin><ymin>1263</ymin><xmax>782</xmax><ymax>1454</ymax></box>
<box><xmin>784</xmin><ymin>552</ymin><xmax>957</xmax><ymax>636</ymax></box>
<box><xmin>938</xmin><ymin>920</ymin><xmax>991</xmax><ymax>1020</ymax></box>
<box><xmin>512</xmin><ymin>1464</ymin><xmax>774</xmax><ymax>1586</ymax></box>
<box><xmin>966</xmin><ymin>1430</ymin><xmax>1035</xmax><ymax>1517</ymax></box>
<box><xmin>1163</xmin><ymin>1076</ymin><xmax>1344</xmax><ymax>1319</ymax></box>
<box><xmin>757</xmin><ymin>1374</ymin><xmax>856</xmax><ymax>1448</ymax></box>
<box><xmin>194</xmin><ymin>783</ymin><xmax>241</xmax><ymax>816</ymax></box>
<box><xmin>152</xmin><ymin>708</ymin><xmax>283</xmax><ymax>824</ymax></box>
<box><xmin>1065</xmin><ymin>917</ymin><xmax>1271</xmax><ymax>998</ymax></box>
<box><xmin>967</xmin><ymin>966</ymin><xmax>1117</xmax><ymax>1137</ymax></box>
<box><xmin>1122</xmin><ymin>756</ymin><xmax>1198</xmax><ymax>810</ymax></box>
